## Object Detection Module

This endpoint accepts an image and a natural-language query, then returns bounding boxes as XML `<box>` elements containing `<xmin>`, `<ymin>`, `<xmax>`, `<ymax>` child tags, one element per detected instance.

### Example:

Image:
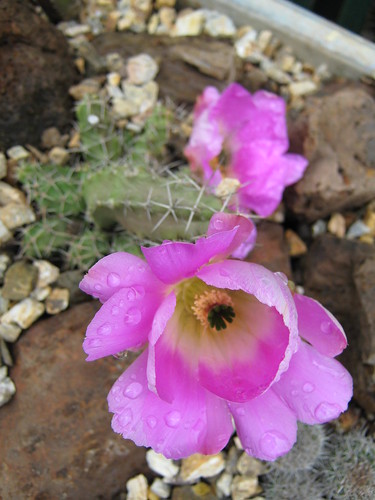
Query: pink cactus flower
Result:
<box><xmin>184</xmin><ymin>83</ymin><xmax>308</xmax><ymax>217</ymax></box>
<box><xmin>80</xmin><ymin>214</ymin><xmax>352</xmax><ymax>461</ymax></box>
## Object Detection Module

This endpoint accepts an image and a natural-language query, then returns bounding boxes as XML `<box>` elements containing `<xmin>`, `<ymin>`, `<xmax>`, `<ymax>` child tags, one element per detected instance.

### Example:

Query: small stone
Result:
<box><xmin>257</xmin><ymin>29</ymin><xmax>273</xmax><ymax>52</ymax></box>
<box><xmin>1</xmin><ymin>298</ymin><xmax>45</xmax><ymax>329</ymax></box>
<box><xmin>0</xmin><ymin>291</ymin><xmax>9</xmax><ymax>314</ymax></box>
<box><xmin>0</xmin><ymin>153</ymin><xmax>7</xmax><ymax>179</ymax></box>
<box><xmin>112</xmin><ymin>97</ymin><xmax>139</xmax><ymax>118</ymax></box>
<box><xmin>107</xmin><ymin>72</ymin><xmax>121</xmax><ymax>87</ymax></box>
<box><xmin>312</xmin><ymin>219</ymin><xmax>327</xmax><ymax>237</ymax></box>
<box><xmin>235</xmin><ymin>29</ymin><xmax>257</xmax><ymax>58</ymax></box>
<box><xmin>279</xmin><ymin>54</ymin><xmax>296</xmax><ymax>72</ymax></box>
<box><xmin>155</xmin><ymin>0</ymin><xmax>176</xmax><ymax>7</ymax></box>
<box><xmin>41</xmin><ymin>127</ymin><xmax>63</xmax><ymax>149</ymax></box>
<box><xmin>234</xmin><ymin>436</ymin><xmax>243</xmax><ymax>450</ymax></box>
<box><xmin>117</xmin><ymin>8</ymin><xmax>137</xmax><ymax>31</ymax></box>
<box><xmin>0</xmin><ymin>254</ymin><xmax>10</xmax><ymax>282</ymax></box>
<box><xmin>180</xmin><ymin>453</ymin><xmax>225</xmax><ymax>483</ymax></box>
<box><xmin>236</xmin><ymin>453</ymin><xmax>265</xmax><ymax>476</ymax></box>
<box><xmin>0</xmin><ymin>203</ymin><xmax>35</xmax><ymax>230</ymax></box>
<box><xmin>64</xmin><ymin>23</ymin><xmax>91</xmax><ymax>38</ymax></box>
<box><xmin>6</xmin><ymin>145</ymin><xmax>30</xmax><ymax>161</ymax></box>
<box><xmin>126</xmin><ymin>54</ymin><xmax>158</xmax><ymax>85</ymax></box>
<box><xmin>48</xmin><ymin>147</ymin><xmax>70</xmax><ymax>166</ymax></box>
<box><xmin>216</xmin><ymin>472</ymin><xmax>232</xmax><ymax>497</ymax></box>
<box><xmin>55</xmin><ymin>270</ymin><xmax>86</xmax><ymax>305</ymax></box>
<box><xmin>289</xmin><ymin>80</ymin><xmax>318</xmax><ymax>97</ymax></box>
<box><xmin>68</xmin><ymin>130</ymin><xmax>81</xmax><ymax>149</ymax></box>
<box><xmin>226</xmin><ymin>446</ymin><xmax>241</xmax><ymax>474</ymax></box>
<box><xmin>45</xmin><ymin>288</ymin><xmax>70</xmax><ymax>315</ymax></box>
<box><xmin>3</xmin><ymin>261</ymin><xmax>38</xmax><ymax>301</ymax></box>
<box><xmin>231</xmin><ymin>475</ymin><xmax>259</xmax><ymax>500</ymax></box>
<box><xmin>0</xmin><ymin>366</ymin><xmax>16</xmax><ymax>408</ymax></box>
<box><xmin>0</xmin><ymin>220</ymin><xmax>12</xmax><ymax>245</ymax></box>
<box><xmin>347</xmin><ymin>220</ymin><xmax>371</xmax><ymax>239</ymax></box>
<box><xmin>0</xmin><ymin>338</ymin><xmax>13</xmax><ymax>366</ymax></box>
<box><xmin>359</xmin><ymin>234</ymin><xmax>374</xmax><ymax>244</ymax></box>
<box><xmin>147</xmin><ymin>13</ymin><xmax>160</xmax><ymax>34</ymax></box>
<box><xmin>31</xmin><ymin>286</ymin><xmax>52</xmax><ymax>302</ymax></box>
<box><xmin>122</xmin><ymin>80</ymin><xmax>158</xmax><ymax>114</ymax></box>
<box><xmin>75</xmin><ymin>57</ymin><xmax>85</xmax><ymax>74</ymax></box>
<box><xmin>0</xmin><ymin>182</ymin><xmax>26</xmax><ymax>205</ymax></box>
<box><xmin>364</xmin><ymin>207</ymin><xmax>375</xmax><ymax>236</ymax></box>
<box><xmin>159</xmin><ymin>7</ymin><xmax>176</xmax><ymax>31</ymax></box>
<box><xmin>0</xmin><ymin>323</ymin><xmax>22</xmax><ymax>343</ymax></box>
<box><xmin>33</xmin><ymin>260</ymin><xmax>60</xmax><ymax>288</ymax></box>
<box><xmin>172</xmin><ymin>9</ymin><xmax>205</xmax><ymax>37</ymax></box>
<box><xmin>327</xmin><ymin>212</ymin><xmax>346</xmax><ymax>238</ymax></box>
<box><xmin>69</xmin><ymin>78</ymin><xmax>101</xmax><ymax>100</ymax></box>
<box><xmin>285</xmin><ymin>229</ymin><xmax>307</xmax><ymax>257</ymax></box>
<box><xmin>106</xmin><ymin>10</ymin><xmax>122</xmax><ymax>31</ymax></box>
<box><xmin>146</xmin><ymin>449</ymin><xmax>179</xmax><ymax>479</ymax></box>
<box><xmin>204</xmin><ymin>13</ymin><xmax>236</xmax><ymax>37</ymax></box>
<box><xmin>150</xmin><ymin>478</ymin><xmax>171</xmax><ymax>499</ymax></box>
<box><xmin>192</xmin><ymin>482</ymin><xmax>213</xmax><ymax>496</ymax></box>
<box><xmin>264</xmin><ymin>65</ymin><xmax>291</xmax><ymax>84</ymax></box>
<box><xmin>126</xmin><ymin>473</ymin><xmax>148</xmax><ymax>500</ymax></box>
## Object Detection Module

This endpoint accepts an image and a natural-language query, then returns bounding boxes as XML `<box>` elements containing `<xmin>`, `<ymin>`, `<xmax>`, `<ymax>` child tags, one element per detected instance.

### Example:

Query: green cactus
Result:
<box><xmin>20</xmin><ymin>217</ymin><xmax>73</xmax><ymax>259</ymax></box>
<box><xmin>17</xmin><ymin>162</ymin><xmax>85</xmax><ymax>217</ymax></box>
<box><xmin>66</xmin><ymin>226</ymin><xmax>112</xmax><ymax>270</ymax></box>
<box><xmin>83</xmin><ymin>165</ymin><xmax>224</xmax><ymax>240</ymax></box>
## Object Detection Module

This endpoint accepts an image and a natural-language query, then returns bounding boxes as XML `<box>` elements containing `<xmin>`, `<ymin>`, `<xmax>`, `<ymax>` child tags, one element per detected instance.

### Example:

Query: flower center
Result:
<box><xmin>210</xmin><ymin>148</ymin><xmax>231</xmax><ymax>175</ymax></box>
<box><xmin>192</xmin><ymin>289</ymin><xmax>235</xmax><ymax>331</ymax></box>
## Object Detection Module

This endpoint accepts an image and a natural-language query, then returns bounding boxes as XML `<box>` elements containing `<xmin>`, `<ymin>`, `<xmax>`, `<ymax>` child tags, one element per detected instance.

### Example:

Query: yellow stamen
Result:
<box><xmin>192</xmin><ymin>289</ymin><xmax>234</xmax><ymax>329</ymax></box>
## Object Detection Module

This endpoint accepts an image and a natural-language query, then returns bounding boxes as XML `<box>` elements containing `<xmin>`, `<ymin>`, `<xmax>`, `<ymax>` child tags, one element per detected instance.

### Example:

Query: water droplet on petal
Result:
<box><xmin>119</xmin><ymin>300</ymin><xmax>125</xmax><ymax>307</ymax></box>
<box><xmin>260</xmin><ymin>431</ymin><xmax>290</xmax><ymax>457</ymax></box>
<box><xmin>98</xmin><ymin>323</ymin><xmax>112</xmax><ymax>335</ymax></box>
<box><xmin>130</xmin><ymin>374</ymin><xmax>136</xmax><ymax>380</ymax></box>
<box><xmin>111</xmin><ymin>306</ymin><xmax>119</xmax><ymax>316</ymax></box>
<box><xmin>87</xmin><ymin>338</ymin><xmax>102</xmax><ymax>347</ymax></box>
<box><xmin>137</xmin><ymin>264</ymin><xmax>146</xmax><ymax>272</ymax></box>
<box><xmin>118</xmin><ymin>408</ymin><xmax>133</xmax><ymax>427</ymax></box>
<box><xmin>124</xmin><ymin>308</ymin><xmax>142</xmax><ymax>325</ymax></box>
<box><xmin>135</xmin><ymin>286</ymin><xmax>145</xmax><ymax>298</ymax></box>
<box><xmin>314</xmin><ymin>402</ymin><xmax>341</xmax><ymax>422</ymax></box>
<box><xmin>127</xmin><ymin>288</ymin><xmax>137</xmax><ymax>301</ymax></box>
<box><xmin>303</xmin><ymin>382</ymin><xmax>315</xmax><ymax>393</ymax></box>
<box><xmin>320</xmin><ymin>321</ymin><xmax>332</xmax><ymax>334</ymax></box>
<box><xmin>94</xmin><ymin>284</ymin><xmax>102</xmax><ymax>291</ymax></box>
<box><xmin>146</xmin><ymin>416</ymin><xmax>157</xmax><ymax>428</ymax></box>
<box><xmin>124</xmin><ymin>382</ymin><xmax>143</xmax><ymax>399</ymax></box>
<box><xmin>291</xmin><ymin>389</ymin><xmax>299</xmax><ymax>397</ymax></box>
<box><xmin>107</xmin><ymin>272</ymin><xmax>121</xmax><ymax>287</ymax></box>
<box><xmin>214</xmin><ymin>218</ymin><xmax>224</xmax><ymax>230</ymax></box>
<box><xmin>219</xmin><ymin>269</ymin><xmax>229</xmax><ymax>277</ymax></box>
<box><xmin>164</xmin><ymin>410</ymin><xmax>181</xmax><ymax>428</ymax></box>
<box><xmin>236</xmin><ymin>407</ymin><xmax>245</xmax><ymax>416</ymax></box>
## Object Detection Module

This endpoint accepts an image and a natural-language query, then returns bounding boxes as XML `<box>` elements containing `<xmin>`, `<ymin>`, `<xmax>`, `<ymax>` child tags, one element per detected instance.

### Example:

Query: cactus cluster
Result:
<box><xmin>16</xmin><ymin>94</ymin><xmax>230</xmax><ymax>270</ymax></box>
<box><xmin>261</xmin><ymin>425</ymin><xmax>375</xmax><ymax>500</ymax></box>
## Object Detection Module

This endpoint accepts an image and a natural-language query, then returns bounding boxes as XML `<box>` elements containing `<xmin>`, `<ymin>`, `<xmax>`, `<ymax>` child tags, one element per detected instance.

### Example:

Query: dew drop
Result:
<box><xmin>124</xmin><ymin>382</ymin><xmax>143</xmax><ymax>399</ymax></box>
<box><xmin>107</xmin><ymin>272</ymin><xmax>121</xmax><ymax>287</ymax></box>
<box><xmin>130</xmin><ymin>374</ymin><xmax>137</xmax><ymax>380</ymax></box>
<box><xmin>236</xmin><ymin>407</ymin><xmax>245</xmax><ymax>416</ymax></box>
<box><xmin>137</xmin><ymin>264</ymin><xmax>146</xmax><ymax>272</ymax></box>
<box><xmin>87</xmin><ymin>114</ymin><xmax>99</xmax><ymax>125</ymax></box>
<box><xmin>320</xmin><ymin>321</ymin><xmax>332</xmax><ymax>334</ymax></box>
<box><xmin>94</xmin><ymin>284</ymin><xmax>102</xmax><ymax>291</ymax></box>
<box><xmin>314</xmin><ymin>402</ymin><xmax>341</xmax><ymax>422</ymax></box>
<box><xmin>164</xmin><ymin>410</ymin><xmax>181</xmax><ymax>428</ymax></box>
<box><xmin>214</xmin><ymin>218</ymin><xmax>224</xmax><ymax>230</ymax></box>
<box><xmin>118</xmin><ymin>408</ymin><xmax>133</xmax><ymax>427</ymax></box>
<box><xmin>127</xmin><ymin>288</ymin><xmax>137</xmax><ymax>301</ymax></box>
<box><xmin>303</xmin><ymin>382</ymin><xmax>315</xmax><ymax>393</ymax></box>
<box><xmin>291</xmin><ymin>389</ymin><xmax>299</xmax><ymax>397</ymax></box>
<box><xmin>119</xmin><ymin>300</ymin><xmax>125</xmax><ymax>307</ymax></box>
<box><xmin>146</xmin><ymin>415</ymin><xmax>157</xmax><ymax>428</ymax></box>
<box><xmin>111</xmin><ymin>306</ymin><xmax>119</xmax><ymax>316</ymax></box>
<box><xmin>124</xmin><ymin>307</ymin><xmax>142</xmax><ymax>325</ymax></box>
<box><xmin>259</xmin><ymin>431</ymin><xmax>290</xmax><ymax>457</ymax></box>
<box><xmin>98</xmin><ymin>323</ymin><xmax>112</xmax><ymax>335</ymax></box>
<box><xmin>87</xmin><ymin>338</ymin><xmax>102</xmax><ymax>347</ymax></box>
<box><xmin>219</xmin><ymin>269</ymin><xmax>229</xmax><ymax>277</ymax></box>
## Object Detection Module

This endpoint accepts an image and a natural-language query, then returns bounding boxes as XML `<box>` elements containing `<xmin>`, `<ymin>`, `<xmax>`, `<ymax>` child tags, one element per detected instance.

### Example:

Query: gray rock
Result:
<box><xmin>150</xmin><ymin>478</ymin><xmax>171</xmax><ymax>498</ymax></box>
<box><xmin>45</xmin><ymin>288</ymin><xmax>70</xmax><ymax>315</ymax></box>
<box><xmin>1</xmin><ymin>298</ymin><xmax>45</xmax><ymax>329</ymax></box>
<box><xmin>126</xmin><ymin>53</ymin><xmax>159</xmax><ymax>85</ymax></box>
<box><xmin>0</xmin><ymin>323</ymin><xmax>22</xmax><ymax>343</ymax></box>
<box><xmin>146</xmin><ymin>449</ymin><xmax>179</xmax><ymax>479</ymax></box>
<box><xmin>0</xmin><ymin>181</ymin><xmax>27</xmax><ymax>205</ymax></box>
<box><xmin>6</xmin><ymin>145</ymin><xmax>30</xmax><ymax>161</ymax></box>
<box><xmin>33</xmin><ymin>260</ymin><xmax>60</xmax><ymax>288</ymax></box>
<box><xmin>347</xmin><ymin>220</ymin><xmax>371</xmax><ymax>239</ymax></box>
<box><xmin>126</xmin><ymin>474</ymin><xmax>148</xmax><ymax>500</ymax></box>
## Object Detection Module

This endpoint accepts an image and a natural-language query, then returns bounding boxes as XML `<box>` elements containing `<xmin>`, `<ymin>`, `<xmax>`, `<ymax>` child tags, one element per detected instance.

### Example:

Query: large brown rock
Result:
<box><xmin>0</xmin><ymin>0</ymin><xmax>76</xmax><ymax>150</ymax></box>
<box><xmin>0</xmin><ymin>302</ymin><xmax>147</xmax><ymax>498</ymax></box>
<box><xmin>302</xmin><ymin>234</ymin><xmax>375</xmax><ymax>415</ymax></box>
<box><xmin>285</xmin><ymin>88</ymin><xmax>375</xmax><ymax>221</ymax></box>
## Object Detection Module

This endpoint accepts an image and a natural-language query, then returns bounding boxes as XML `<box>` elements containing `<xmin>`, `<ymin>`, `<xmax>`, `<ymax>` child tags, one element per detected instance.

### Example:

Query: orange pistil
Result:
<box><xmin>192</xmin><ymin>289</ymin><xmax>234</xmax><ymax>330</ymax></box>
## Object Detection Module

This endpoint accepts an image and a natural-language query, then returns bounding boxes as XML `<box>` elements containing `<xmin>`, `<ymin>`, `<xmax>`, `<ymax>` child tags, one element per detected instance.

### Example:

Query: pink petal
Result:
<box><xmin>213</xmin><ymin>83</ymin><xmax>258</xmax><ymax>133</ymax></box>
<box><xmin>272</xmin><ymin>341</ymin><xmax>353</xmax><ymax>424</ymax></box>
<box><xmin>294</xmin><ymin>293</ymin><xmax>347</xmax><ymax>357</ymax></box>
<box><xmin>207</xmin><ymin>213</ymin><xmax>257</xmax><ymax>259</ymax></box>
<box><xmin>228</xmin><ymin>388</ymin><xmax>297</xmax><ymax>461</ymax></box>
<box><xmin>142</xmin><ymin>228</ymin><xmax>239</xmax><ymax>284</ymax></box>
<box><xmin>197</xmin><ymin>290</ymin><xmax>292</xmax><ymax>402</ymax></box>
<box><xmin>83</xmin><ymin>286</ymin><xmax>164</xmax><ymax>361</ymax></box>
<box><xmin>79</xmin><ymin>252</ymin><xmax>164</xmax><ymax>303</ymax></box>
<box><xmin>108</xmin><ymin>350</ymin><xmax>233</xmax><ymax>459</ymax></box>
